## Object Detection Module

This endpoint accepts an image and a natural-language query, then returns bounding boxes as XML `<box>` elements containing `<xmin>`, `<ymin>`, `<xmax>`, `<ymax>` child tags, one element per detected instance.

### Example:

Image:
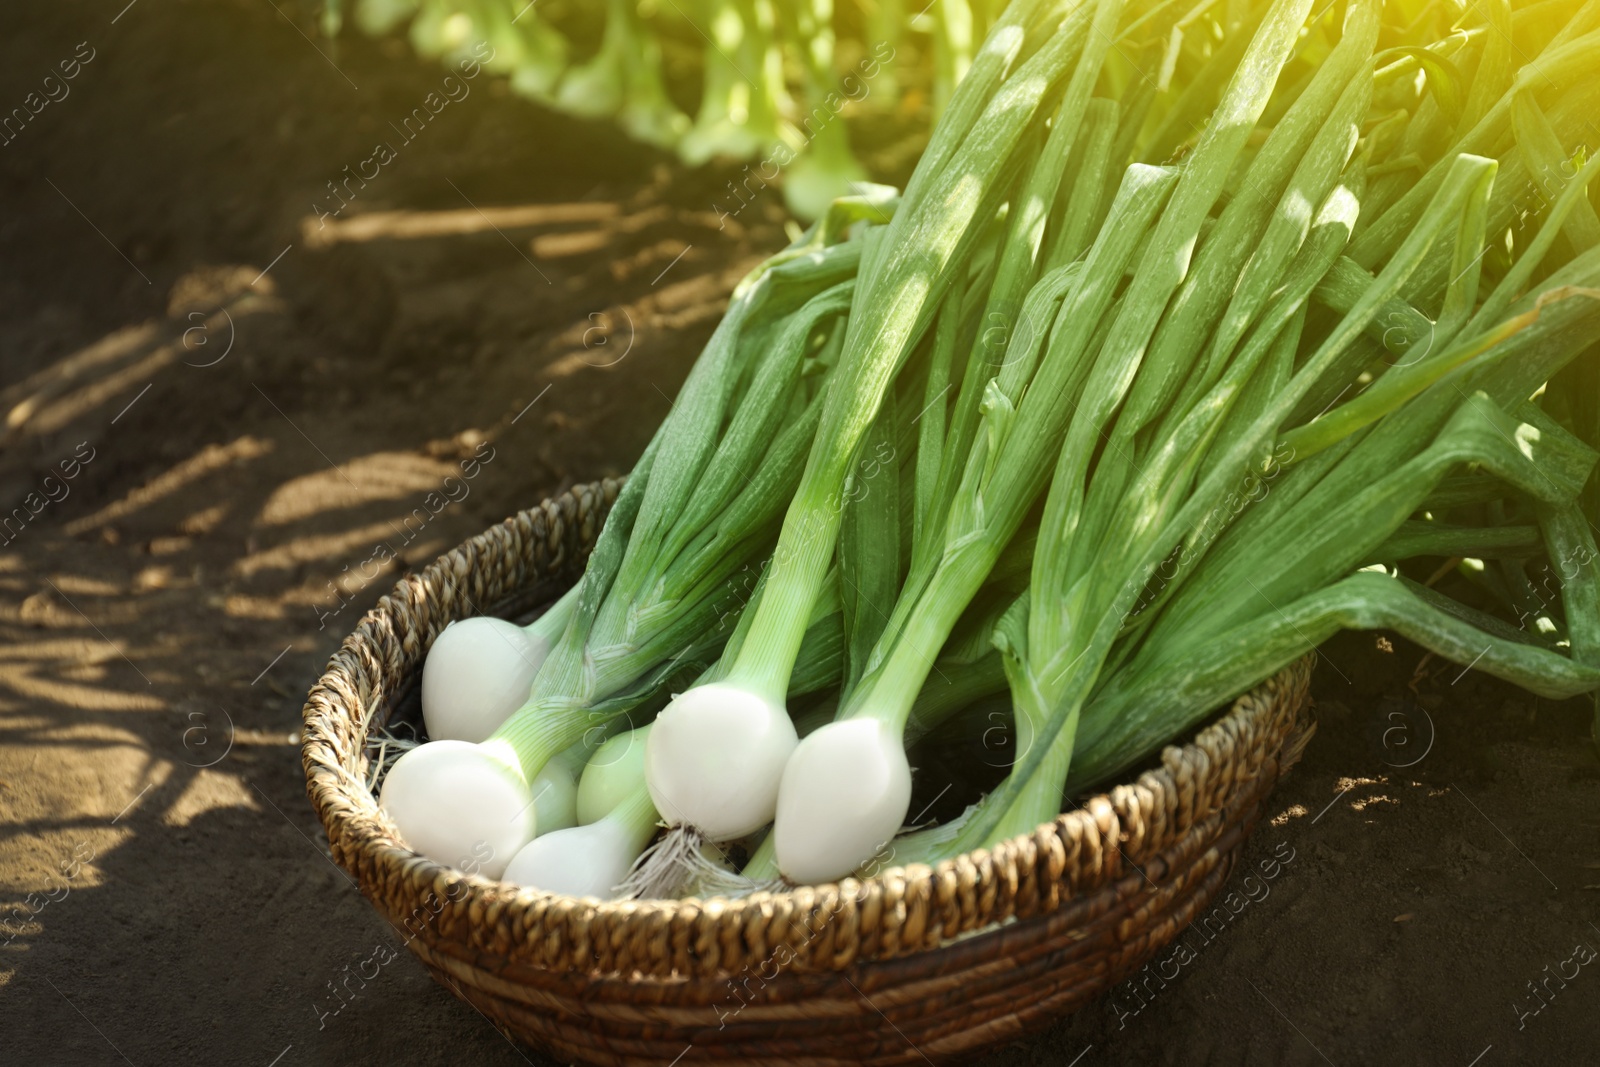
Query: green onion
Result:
<box><xmin>376</xmin><ymin>0</ymin><xmax>1600</xmax><ymax>903</ymax></box>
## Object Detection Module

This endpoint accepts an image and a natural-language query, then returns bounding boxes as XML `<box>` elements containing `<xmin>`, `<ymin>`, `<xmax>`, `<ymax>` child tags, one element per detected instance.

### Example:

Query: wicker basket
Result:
<box><xmin>301</xmin><ymin>480</ymin><xmax>1315</xmax><ymax>1066</ymax></box>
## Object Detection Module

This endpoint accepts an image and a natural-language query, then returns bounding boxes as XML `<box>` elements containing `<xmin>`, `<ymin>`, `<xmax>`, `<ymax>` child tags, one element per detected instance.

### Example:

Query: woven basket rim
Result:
<box><xmin>301</xmin><ymin>481</ymin><xmax>1313</xmax><ymax>980</ymax></box>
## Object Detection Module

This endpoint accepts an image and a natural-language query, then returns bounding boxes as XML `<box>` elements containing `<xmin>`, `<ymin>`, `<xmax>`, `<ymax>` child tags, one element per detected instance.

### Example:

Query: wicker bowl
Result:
<box><xmin>301</xmin><ymin>481</ymin><xmax>1315</xmax><ymax>1066</ymax></box>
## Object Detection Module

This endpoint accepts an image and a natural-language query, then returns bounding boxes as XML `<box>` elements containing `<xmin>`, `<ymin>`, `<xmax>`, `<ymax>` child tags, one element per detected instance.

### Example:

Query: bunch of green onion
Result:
<box><xmin>378</xmin><ymin>0</ymin><xmax>1600</xmax><ymax>898</ymax></box>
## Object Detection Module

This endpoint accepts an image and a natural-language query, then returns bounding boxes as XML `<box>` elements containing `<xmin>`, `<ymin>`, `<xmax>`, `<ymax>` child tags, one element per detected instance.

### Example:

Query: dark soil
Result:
<box><xmin>2</xmin><ymin>3</ymin><xmax>1597</xmax><ymax>1065</ymax></box>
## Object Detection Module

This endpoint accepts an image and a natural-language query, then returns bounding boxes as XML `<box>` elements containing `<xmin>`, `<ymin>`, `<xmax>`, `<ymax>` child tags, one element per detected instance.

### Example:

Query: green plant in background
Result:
<box><xmin>336</xmin><ymin>0</ymin><xmax>983</xmax><ymax>217</ymax></box>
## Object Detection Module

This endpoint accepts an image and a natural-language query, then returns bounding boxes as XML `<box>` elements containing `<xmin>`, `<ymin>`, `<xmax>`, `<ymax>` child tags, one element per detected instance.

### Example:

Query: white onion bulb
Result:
<box><xmin>503</xmin><ymin>819</ymin><xmax>638</xmax><ymax>899</ymax></box>
<box><xmin>773</xmin><ymin>717</ymin><xmax>911</xmax><ymax>885</ymax></box>
<box><xmin>421</xmin><ymin>618</ymin><xmax>551</xmax><ymax>743</ymax></box>
<box><xmin>505</xmin><ymin>785</ymin><xmax>660</xmax><ymax>899</ymax></box>
<box><xmin>645</xmin><ymin>683</ymin><xmax>798</xmax><ymax>841</ymax></box>
<box><xmin>378</xmin><ymin>740</ymin><xmax>535</xmax><ymax>879</ymax></box>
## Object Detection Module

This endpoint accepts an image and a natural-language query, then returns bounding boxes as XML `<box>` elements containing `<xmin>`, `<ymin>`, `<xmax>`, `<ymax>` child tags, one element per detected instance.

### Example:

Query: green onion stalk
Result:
<box><xmin>640</xmin><ymin>0</ymin><xmax>1101</xmax><ymax>882</ymax></box>
<box><xmin>770</xmin><ymin>161</ymin><xmax>1179</xmax><ymax>884</ymax></box>
<box><xmin>938</xmin><ymin>0</ymin><xmax>1381</xmax><ymax>853</ymax></box>
<box><xmin>940</xmin><ymin>32</ymin><xmax>1600</xmax><ymax>858</ymax></box>
<box><xmin>1072</xmin><ymin>200</ymin><xmax>1600</xmax><ymax>778</ymax></box>
<box><xmin>763</xmin><ymin>0</ymin><xmax>1312</xmax><ymax>884</ymax></box>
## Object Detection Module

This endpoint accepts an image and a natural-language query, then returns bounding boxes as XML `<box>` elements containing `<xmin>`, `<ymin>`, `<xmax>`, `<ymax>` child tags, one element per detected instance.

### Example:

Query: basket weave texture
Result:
<box><xmin>301</xmin><ymin>480</ymin><xmax>1315</xmax><ymax>1066</ymax></box>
